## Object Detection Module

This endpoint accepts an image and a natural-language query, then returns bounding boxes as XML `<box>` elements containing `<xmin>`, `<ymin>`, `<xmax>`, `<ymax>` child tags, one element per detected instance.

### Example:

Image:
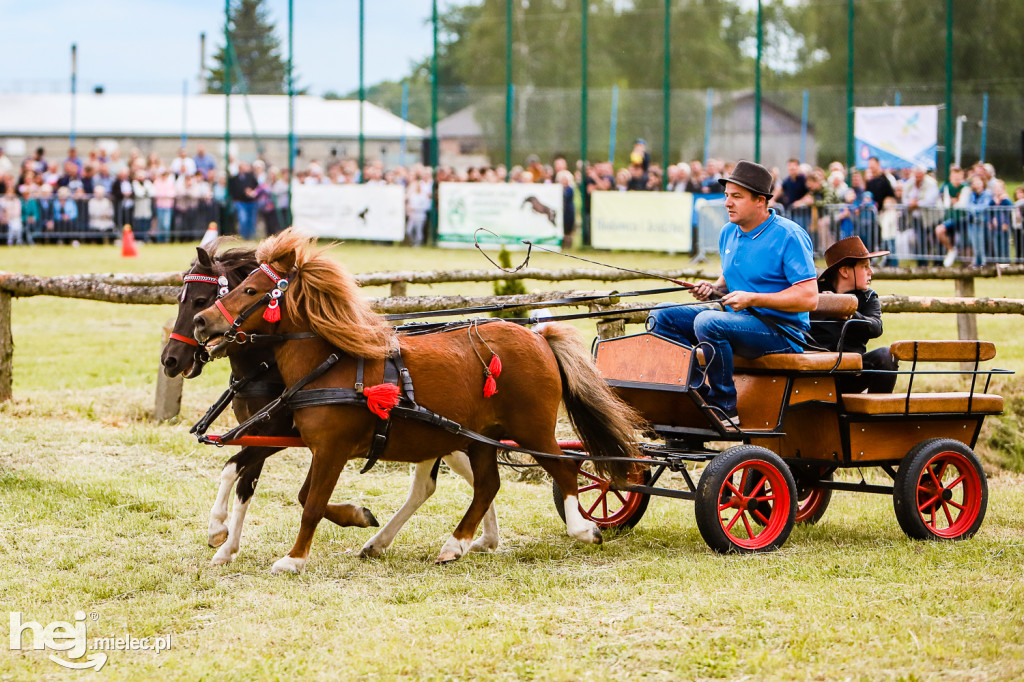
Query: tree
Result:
<box><xmin>206</xmin><ymin>0</ymin><xmax>290</xmax><ymax>95</ymax></box>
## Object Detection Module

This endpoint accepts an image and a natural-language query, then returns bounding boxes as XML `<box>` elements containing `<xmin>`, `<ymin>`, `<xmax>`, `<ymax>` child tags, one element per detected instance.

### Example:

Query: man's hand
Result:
<box><xmin>689</xmin><ymin>280</ymin><xmax>723</xmax><ymax>302</ymax></box>
<box><xmin>719</xmin><ymin>290</ymin><xmax>758</xmax><ymax>311</ymax></box>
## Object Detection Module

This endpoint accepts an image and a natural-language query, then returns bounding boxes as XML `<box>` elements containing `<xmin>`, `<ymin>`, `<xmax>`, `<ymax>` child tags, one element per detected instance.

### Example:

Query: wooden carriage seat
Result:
<box><xmin>732</xmin><ymin>292</ymin><xmax>862</xmax><ymax>372</ymax></box>
<box><xmin>842</xmin><ymin>340</ymin><xmax>1004</xmax><ymax>415</ymax></box>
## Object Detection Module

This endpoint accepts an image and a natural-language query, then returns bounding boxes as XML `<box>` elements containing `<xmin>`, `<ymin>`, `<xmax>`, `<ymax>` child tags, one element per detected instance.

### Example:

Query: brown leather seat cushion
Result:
<box><xmin>734</xmin><ymin>352</ymin><xmax>862</xmax><ymax>372</ymax></box>
<box><xmin>842</xmin><ymin>392</ymin><xmax>1004</xmax><ymax>414</ymax></box>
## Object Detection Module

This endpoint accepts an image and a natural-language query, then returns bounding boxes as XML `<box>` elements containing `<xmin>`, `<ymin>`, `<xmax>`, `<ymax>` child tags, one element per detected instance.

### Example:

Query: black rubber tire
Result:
<box><xmin>552</xmin><ymin>460</ymin><xmax>652</xmax><ymax>530</ymax></box>
<box><xmin>695</xmin><ymin>445</ymin><xmax>797</xmax><ymax>553</ymax></box>
<box><xmin>893</xmin><ymin>438</ymin><xmax>987</xmax><ymax>541</ymax></box>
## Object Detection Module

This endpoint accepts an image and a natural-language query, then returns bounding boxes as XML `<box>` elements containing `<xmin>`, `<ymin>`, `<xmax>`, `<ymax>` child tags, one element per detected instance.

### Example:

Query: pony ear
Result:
<box><xmin>196</xmin><ymin>246</ymin><xmax>214</xmax><ymax>267</ymax></box>
<box><xmin>269</xmin><ymin>251</ymin><xmax>297</xmax><ymax>274</ymax></box>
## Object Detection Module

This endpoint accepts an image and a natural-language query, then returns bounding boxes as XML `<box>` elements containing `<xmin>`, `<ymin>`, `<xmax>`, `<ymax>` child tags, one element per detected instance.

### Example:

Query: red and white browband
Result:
<box><xmin>181</xmin><ymin>273</ymin><xmax>230</xmax><ymax>302</ymax></box>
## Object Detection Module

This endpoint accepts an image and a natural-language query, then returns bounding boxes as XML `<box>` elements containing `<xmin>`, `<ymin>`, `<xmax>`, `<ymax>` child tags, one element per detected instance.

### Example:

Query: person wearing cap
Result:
<box><xmin>647</xmin><ymin>160</ymin><xmax>817</xmax><ymax>428</ymax></box>
<box><xmin>810</xmin><ymin>236</ymin><xmax>898</xmax><ymax>394</ymax></box>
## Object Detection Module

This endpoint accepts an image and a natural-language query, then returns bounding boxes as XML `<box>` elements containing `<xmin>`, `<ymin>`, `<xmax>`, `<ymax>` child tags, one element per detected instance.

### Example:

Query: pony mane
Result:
<box><xmin>256</xmin><ymin>228</ymin><xmax>395</xmax><ymax>359</ymax></box>
<box><xmin>189</xmin><ymin>238</ymin><xmax>259</xmax><ymax>288</ymax></box>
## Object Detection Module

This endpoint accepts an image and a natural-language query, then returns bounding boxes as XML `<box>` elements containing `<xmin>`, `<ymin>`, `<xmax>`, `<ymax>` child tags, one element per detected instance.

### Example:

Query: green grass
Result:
<box><xmin>2</xmin><ymin>243</ymin><xmax>1024</xmax><ymax>679</ymax></box>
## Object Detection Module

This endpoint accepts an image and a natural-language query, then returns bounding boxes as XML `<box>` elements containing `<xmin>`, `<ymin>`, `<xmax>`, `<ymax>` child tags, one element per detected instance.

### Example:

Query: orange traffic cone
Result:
<box><xmin>199</xmin><ymin>221</ymin><xmax>219</xmax><ymax>249</ymax></box>
<box><xmin>121</xmin><ymin>224</ymin><xmax>139</xmax><ymax>257</ymax></box>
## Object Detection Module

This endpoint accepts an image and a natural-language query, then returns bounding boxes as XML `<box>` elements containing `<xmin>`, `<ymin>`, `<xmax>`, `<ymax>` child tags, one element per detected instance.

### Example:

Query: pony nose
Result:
<box><xmin>193</xmin><ymin>314</ymin><xmax>209</xmax><ymax>340</ymax></box>
<box><xmin>162</xmin><ymin>354</ymin><xmax>178</xmax><ymax>369</ymax></box>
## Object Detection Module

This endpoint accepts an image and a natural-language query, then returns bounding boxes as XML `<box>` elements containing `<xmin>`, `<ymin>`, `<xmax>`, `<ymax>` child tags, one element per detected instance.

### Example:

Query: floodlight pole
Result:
<box><xmin>580</xmin><ymin>0</ymin><xmax>589</xmax><ymax>246</ymax></box>
<box><xmin>662</xmin><ymin>0</ymin><xmax>670</xmax><ymax>188</ymax></box>
<box><xmin>943</xmin><ymin>0</ymin><xmax>954</xmax><ymax>181</ymax></box>
<box><xmin>358</xmin><ymin>0</ymin><xmax>365</xmax><ymax>179</ymax></box>
<box><xmin>754</xmin><ymin>0</ymin><xmax>762</xmax><ymax>164</ymax></box>
<box><xmin>288</xmin><ymin>0</ymin><xmax>295</xmax><ymax>224</ymax></box>
<box><xmin>70</xmin><ymin>44</ymin><xmax>77</xmax><ymax>150</ymax></box>
<box><xmin>846</xmin><ymin>0</ymin><xmax>854</xmax><ymax>169</ymax></box>
<box><xmin>505</xmin><ymin>0</ymin><xmax>513</xmax><ymax>177</ymax></box>
<box><xmin>430</xmin><ymin>0</ymin><xmax>439</xmax><ymax>244</ymax></box>
<box><xmin>224</xmin><ymin>0</ymin><xmax>232</xmax><ymax>227</ymax></box>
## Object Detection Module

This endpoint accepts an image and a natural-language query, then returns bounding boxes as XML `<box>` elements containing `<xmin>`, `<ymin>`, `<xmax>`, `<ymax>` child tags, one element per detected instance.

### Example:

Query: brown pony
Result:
<box><xmin>193</xmin><ymin>228</ymin><xmax>644</xmax><ymax>575</ymax></box>
<box><xmin>161</xmin><ymin>241</ymin><xmax>499</xmax><ymax>566</ymax></box>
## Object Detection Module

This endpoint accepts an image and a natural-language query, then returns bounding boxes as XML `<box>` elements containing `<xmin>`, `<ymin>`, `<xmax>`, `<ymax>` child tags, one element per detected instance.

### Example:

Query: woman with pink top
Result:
<box><xmin>151</xmin><ymin>169</ymin><xmax>177</xmax><ymax>243</ymax></box>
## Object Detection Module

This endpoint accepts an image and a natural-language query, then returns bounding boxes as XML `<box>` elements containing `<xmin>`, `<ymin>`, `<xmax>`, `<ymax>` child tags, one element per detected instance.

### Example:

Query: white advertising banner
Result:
<box><xmin>290</xmin><ymin>183</ymin><xmax>406</xmax><ymax>241</ymax></box>
<box><xmin>438</xmin><ymin>182</ymin><xmax>562</xmax><ymax>249</ymax></box>
<box><xmin>854</xmin><ymin>105</ymin><xmax>939</xmax><ymax>170</ymax></box>
<box><xmin>591</xmin><ymin>191</ymin><xmax>693</xmax><ymax>252</ymax></box>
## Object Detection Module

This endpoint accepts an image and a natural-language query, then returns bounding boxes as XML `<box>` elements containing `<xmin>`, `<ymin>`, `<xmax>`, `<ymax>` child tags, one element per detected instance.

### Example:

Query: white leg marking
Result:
<box><xmin>208</xmin><ymin>463</ymin><xmax>239</xmax><ymax>547</ymax></box>
<box><xmin>445</xmin><ymin>452</ymin><xmax>500</xmax><ymax>553</ymax></box>
<box><xmin>270</xmin><ymin>555</ymin><xmax>306</xmax><ymax>575</ymax></box>
<box><xmin>360</xmin><ymin>459</ymin><xmax>437</xmax><ymax>558</ymax></box>
<box><xmin>436</xmin><ymin>535</ymin><xmax>473</xmax><ymax>563</ymax></box>
<box><xmin>211</xmin><ymin>497</ymin><xmax>251</xmax><ymax>566</ymax></box>
<box><xmin>563</xmin><ymin>495</ymin><xmax>603</xmax><ymax>544</ymax></box>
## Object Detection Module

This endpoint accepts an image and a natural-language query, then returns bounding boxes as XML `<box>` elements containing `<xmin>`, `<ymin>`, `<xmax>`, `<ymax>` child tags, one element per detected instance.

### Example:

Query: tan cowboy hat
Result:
<box><xmin>817</xmin><ymin>236</ymin><xmax>889</xmax><ymax>284</ymax></box>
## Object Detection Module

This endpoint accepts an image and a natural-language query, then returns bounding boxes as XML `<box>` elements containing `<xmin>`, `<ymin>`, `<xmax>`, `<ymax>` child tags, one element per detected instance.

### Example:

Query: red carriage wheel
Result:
<box><xmin>552</xmin><ymin>454</ymin><xmax>651</xmax><ymax>530</ymax></box>
<box><xmin>695</xmin><ymin>445</ymin><xmax>796</xmax><ymax>553</ymax></box>
<box><xmin>893</xmin><ymin>439</ymin><xmax>987</xmax><ymax>541</ymax></box>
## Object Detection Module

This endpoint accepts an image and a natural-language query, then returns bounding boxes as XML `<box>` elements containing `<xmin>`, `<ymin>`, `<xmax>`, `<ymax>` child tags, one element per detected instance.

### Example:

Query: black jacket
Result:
<box><xmin>809</xmin><ymin>288</ymin><xmax>882</xmax><ymax>354</ymax></box>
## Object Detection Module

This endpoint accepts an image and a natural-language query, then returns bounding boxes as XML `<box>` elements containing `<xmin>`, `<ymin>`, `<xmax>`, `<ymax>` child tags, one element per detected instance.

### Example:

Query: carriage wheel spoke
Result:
<box><xmin>753</xmin><ymin>508</ymin><xmax>771</xmax><ymax>525</ymax></box>
<box><xmin>740</xmin><ymin>512</ymin><xmax>755</xmax><ymax>539</ymax></box>
<box><xmin>724</xmin><ymin>510</ymin><xmax>742</xmax><ymax>532</ymax></box>
<box><xmin>918</xmin><ymin>492</ymin><xmax>941</xmax><ymax>513</ymax></box>
<box><xmin>578</xmin><ymin>482</ymin><xmax>601</xmax><ymax>494</ymax></box>
<box><xmin>940</xmin><ymin>500</ymin><xmax>955</xmax><ymax>527</ymax></box>
<box><xmin>585</xmin><ymin>496</ymin><xmax>603</xmax><ymax>515</ymax></box>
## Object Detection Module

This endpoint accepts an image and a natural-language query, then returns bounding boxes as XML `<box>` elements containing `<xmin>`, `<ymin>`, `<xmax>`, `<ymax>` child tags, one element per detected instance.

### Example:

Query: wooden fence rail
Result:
<box><xmin>2</xmin><ymin>267</ymin><xmax>1023</xmax><ymax>406</ymax></box>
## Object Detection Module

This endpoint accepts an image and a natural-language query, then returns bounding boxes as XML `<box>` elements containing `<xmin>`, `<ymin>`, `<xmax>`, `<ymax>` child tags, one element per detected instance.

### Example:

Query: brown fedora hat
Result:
<box><xmin>720</xmin><ymin>160</ymin><xmax>774</xmax><ymax>197</ymax></box>
<box><xmin>817</xmin><ymin>236</ymin><xmax>890</xmax><ymax>284</ymax></box>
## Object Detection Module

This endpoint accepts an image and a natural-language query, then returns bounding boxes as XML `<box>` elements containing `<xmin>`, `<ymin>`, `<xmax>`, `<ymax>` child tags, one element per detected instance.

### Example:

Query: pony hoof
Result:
<box><xmin>210</xmin><ymin>551</ymin><xmax>234</xmax><ymax>567</ymax></box>
<box><xmin>590</xmin><ymin>527</ymin><xmax>603</xmax><ymax>545</ymax></box>
<box><xmin>469</xmin><ymin>538</ymin><xmax>497</xmax><ymax>553</ymax></box>
<box><xmin>270</xmin><ymin>556</ymin><xmax>305</xmax><ymax>575</ymax></box>
<box><xmin>362</xmin><ymin>507</ymin><xmax>380</xmax><ymax>528</ymax></box>
<box><xmin>435</xmin><ymin>551</ymin><xmax>462</xmax><ymax>564</ymax></box>
<box><xmin>208</xmin><ymin>529</ymin><xmax>228</xmax><ymax>548</ymax></box>
<box><xmin>358</xmin><ymin>544</ymin><xmax>384</xmax><ymax>559</ymax></box>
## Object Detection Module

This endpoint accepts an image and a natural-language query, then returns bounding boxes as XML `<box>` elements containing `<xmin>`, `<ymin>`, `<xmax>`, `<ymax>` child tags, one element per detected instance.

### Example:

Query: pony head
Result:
<box><xmin>193</xmin><ymin>227</ymin><xmax>395</xmax><ymax>360</ymax></box>
<box><xmin>162</xmin><ymin>240</ymin><xmax>256</xmax><ymax>378</ymax></box>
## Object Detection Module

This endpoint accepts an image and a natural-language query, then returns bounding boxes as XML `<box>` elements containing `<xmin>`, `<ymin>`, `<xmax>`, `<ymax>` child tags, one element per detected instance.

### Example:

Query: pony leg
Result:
<box><xmin>296</xmin><ymin>465</ymin><xmax>379</xmax><ymax>529</ymax></box>
<box><xmin>272</xmin><ymin>452</ymin><xmax>351</xmax><ymax>576</ymax></box>
<box><xmin>525</xmin><ymin>438</ymin><xmax>603</xmax><ymax>545</ymax></box>
<box><xmin>211</xmin><ymin>458</ymin><xmax>265</xmax><ymax>566</ymax></box>
<box><xmin>437</xmin><ymin>444</ymin><xmax>500</xmax><ymax>564</ymax></box>
<box><xmin>443</xmin><ymin>451</ymin><xmax>500</xmax><ymax>552</ymax></box>
<box><xmin>359</xmin><ymin>458</ymin><xmax>440</xmax><ymax>559</ymax></box>
<box><xmin>208</xmin><ymin>446</ymin><xmax>277</xmax><ymax>547</ymax></box>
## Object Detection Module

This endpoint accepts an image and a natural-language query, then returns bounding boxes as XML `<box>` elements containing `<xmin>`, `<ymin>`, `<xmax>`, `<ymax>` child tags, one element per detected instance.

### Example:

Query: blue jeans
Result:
<box><xmin>647</xmin><ymin>304</ymin><xmax>800</xmax><ymax>415</ymax></box>
<box><xmin>236</xmin><ymin>202</ymin><xmax>257</xmax><ymax>240</ymax></box>
<box><xmin>155</xmin><ymin>207</ymin><xmax>173</xmax><ymax>244</ymax></box>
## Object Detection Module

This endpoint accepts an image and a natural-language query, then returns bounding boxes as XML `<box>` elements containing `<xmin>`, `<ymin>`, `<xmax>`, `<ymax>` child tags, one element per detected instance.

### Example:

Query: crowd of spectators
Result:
<box><xmin>1</xmin><ymin>142</ymin><xmax>1021</xmax><ymax>265</ymax></box>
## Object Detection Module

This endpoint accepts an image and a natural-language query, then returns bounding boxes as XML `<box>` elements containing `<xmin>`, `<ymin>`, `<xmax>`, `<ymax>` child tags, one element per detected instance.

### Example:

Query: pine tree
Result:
<box><xmin>206</xmin><ymin>0</ymin><xmax>289</xmax><ymax>95</ymax></box>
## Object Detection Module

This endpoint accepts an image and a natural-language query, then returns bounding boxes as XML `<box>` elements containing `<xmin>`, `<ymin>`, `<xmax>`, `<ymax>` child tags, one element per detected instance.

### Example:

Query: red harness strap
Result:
<box><xmin>169</xmin><ymin>332</ymin><xmax>199</xmax><ymax>347</ymax></box>
<box><xmin>215</xmin><ymin>299</ymin><xmax>236</xmax><ymax>324</ymax></box>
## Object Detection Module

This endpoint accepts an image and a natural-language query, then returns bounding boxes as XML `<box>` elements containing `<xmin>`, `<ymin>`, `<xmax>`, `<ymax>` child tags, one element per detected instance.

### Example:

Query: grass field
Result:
<box><xmin>1</xmin><ymin>242</ymin><xmax>1023</xmax><ymax>680</ymax></box>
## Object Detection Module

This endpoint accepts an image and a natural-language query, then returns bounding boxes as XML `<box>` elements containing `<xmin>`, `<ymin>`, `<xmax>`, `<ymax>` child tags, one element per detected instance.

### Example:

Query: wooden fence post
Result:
<box><xmin>0</xmin><ymin>292</ymin><xmax>12</xmax><ymax>402</ymax></box>
<box><xmin>154</xmin><ymin>318</ymin><xmax>183</xmax><ymax>421</ymax></box>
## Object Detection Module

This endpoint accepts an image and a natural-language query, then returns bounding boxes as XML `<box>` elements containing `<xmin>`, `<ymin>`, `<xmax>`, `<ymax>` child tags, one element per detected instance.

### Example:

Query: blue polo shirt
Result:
<box><xmin>718</xmin><ymin>209</ymin><xmax>816</xmax><ymax>337</ymax></box>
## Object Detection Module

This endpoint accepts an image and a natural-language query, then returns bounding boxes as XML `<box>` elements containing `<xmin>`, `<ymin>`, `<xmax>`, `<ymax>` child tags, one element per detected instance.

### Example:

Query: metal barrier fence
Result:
<box><xmin>1</xmin><ymin>196</ymin><xmax>224</xmax><ymax>245</ymax></box>
<box><xmin>695</xmin><ymin>202</ymin><xmax>1023</xmax><ymax>266</ymax></box>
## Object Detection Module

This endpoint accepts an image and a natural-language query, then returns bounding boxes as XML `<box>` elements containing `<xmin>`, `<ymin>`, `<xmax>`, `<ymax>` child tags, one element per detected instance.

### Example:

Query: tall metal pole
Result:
<box><xmin>430</xmin><ymin>0</ymin><xmax>439</xmax><ymax>244</ymax></box>
<box><xmin>846</xmin><ymin>0</ymin><xmax>854</xmax><ymax>169</ymax></box>
<box><xmin>609</xmin><ymin>85</ymin><xmax>619</xmax><ymax>164</ymax></box>
<box><xmin>754</xmin><ymin>0</ymin><xmax>762</xmax><ymax>164</ymax></box>
<box><xmin>181</xmin><ymin>80</ymin><xmax>189</xmax><ymax>148</ymax></box>
<box><xmin>943</xmin><ymin>0</ymin><xmax>954</xmax><ymax>180</ymax></box>
<box><xmin>70</xmin><ymin>44</ymin><xmax>77</xmax><ymax>150</ymax></box>
<box><xmin>580</xmin><ymin>0</ymin><xmax>589</xmax><ymax>246</ymax></box>
<box><xmin>661</xmin><ymin>0</ymin><xmax>671</xmax><ymax>188</ymax></box>
<box><xmin>400</xmin><ymin>81</ymin><xmax>409</xmax><ymax>168</ymax></box>
<box><xmin>224</xmin><ymin>0</ymin><xmax>232</xmax><ymax>228</ymax></box>
<box><xmin>358</xmin><ymin>0</ymin><xmax>366</xmax><ymax>180</ymax></box>
<box><xmin>703</xmin><ymin>88</ymin><xmax>714</xmax><ymax>165</ymax></box>
<box><xmin>287</xmin><ymin>0</ymin><xmax>295</xmax><ymax>226</ymax></box>
<box><xmin>505</xmin><ymin>0</ymin><xmax>513</xmax><ymax>176</ymax></box>
<box><xmin>980</xmin><ymin>92</ymin><xmax>989</xmax><ymax>163</ymax></box>
<box><xmin>799</xmin><ymin>89</ymin><xmax>808</xmax><ymax>164</ymax></box>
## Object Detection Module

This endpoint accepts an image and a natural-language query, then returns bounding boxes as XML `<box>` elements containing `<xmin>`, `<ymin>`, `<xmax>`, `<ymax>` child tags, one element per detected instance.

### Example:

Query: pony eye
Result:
<box><xmin>194</xmin><ymin>297</ymin><xmax>208</xmax><ymax>307</ymax></box>
<box><xmin>244</xmin><ymin>287</ymin><xmax>258</xmax><ymax>296</ymax></box>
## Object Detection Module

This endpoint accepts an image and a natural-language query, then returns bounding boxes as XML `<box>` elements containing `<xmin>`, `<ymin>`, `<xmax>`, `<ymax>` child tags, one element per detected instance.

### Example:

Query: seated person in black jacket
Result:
<box><xmin>811</xmin><ymin>236</ymin><xmax>899</xmax><ymax>394</ymax></box>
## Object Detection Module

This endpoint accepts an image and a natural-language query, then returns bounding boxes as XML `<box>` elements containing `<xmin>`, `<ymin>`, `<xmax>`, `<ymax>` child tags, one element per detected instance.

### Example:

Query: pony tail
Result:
<box><xmin>539</xmin><ymin>324</ymin><xmax>645</xmax><ymax>484</ymax></box>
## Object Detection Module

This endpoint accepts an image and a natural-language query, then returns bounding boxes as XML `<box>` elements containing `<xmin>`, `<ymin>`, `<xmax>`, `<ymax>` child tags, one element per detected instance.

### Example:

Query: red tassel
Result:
<box><xmin>263</xmin><ymin>300</ymin><xmax>281</xmax><ymax>323</ymax></box>
<box><xmin>488</xmin><ymin>353</ymin><xmax>502</xmax><ymax>379</ymax></box>
<box><xmin>364</xmin><ymin>383</ymin><xmax>401</xmax><ymax>419</ymax></box>
<box><xmin>483</xmin><ymin>374</ymin><xmax>497</xmax><ymax>398</ymax></box>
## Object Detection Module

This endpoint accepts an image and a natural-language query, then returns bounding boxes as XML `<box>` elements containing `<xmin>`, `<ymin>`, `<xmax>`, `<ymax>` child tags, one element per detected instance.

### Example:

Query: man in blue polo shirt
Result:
<box><xmin>647</xmin><ymin>160</ymin><xmax>818</xmax><ymax>428</ymax></box>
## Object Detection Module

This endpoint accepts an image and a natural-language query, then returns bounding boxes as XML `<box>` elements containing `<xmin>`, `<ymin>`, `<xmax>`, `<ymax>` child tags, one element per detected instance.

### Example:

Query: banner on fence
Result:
<box><xmin>854</xmin><ymin>105</ymin><xmax>938</xmax><ymax>170</ymax></box>
<box><xmin>590</xmin><ymin>191</ymin><xmax>693</xmax><ymax>252</ymax></box>
<box><xmin>291</xmin><ymin>184</ymin><xmax>406</xmax><ymax>241</ymax></box>
<box><xmin>437</xmin><ymin>182</ymin><xmax>562</xmax><ymax>249</ymax></box>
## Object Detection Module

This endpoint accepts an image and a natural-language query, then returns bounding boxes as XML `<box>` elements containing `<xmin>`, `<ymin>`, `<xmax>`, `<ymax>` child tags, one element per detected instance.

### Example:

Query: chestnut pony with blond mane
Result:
<box><xmin>194</xmin><ymin>228</ymin><xmax>644</xmax><ymax>575</ymax></box>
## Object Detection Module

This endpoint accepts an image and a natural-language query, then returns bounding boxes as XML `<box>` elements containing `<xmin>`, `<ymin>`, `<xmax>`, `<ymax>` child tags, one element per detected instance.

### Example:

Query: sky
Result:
<box><xmin>1</xmin><ymin>0</ymin><xmax>453</xmax><ymax>97</ymax></box>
